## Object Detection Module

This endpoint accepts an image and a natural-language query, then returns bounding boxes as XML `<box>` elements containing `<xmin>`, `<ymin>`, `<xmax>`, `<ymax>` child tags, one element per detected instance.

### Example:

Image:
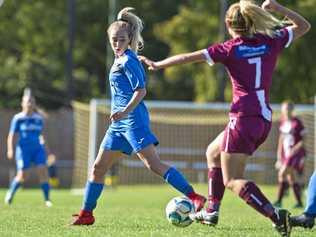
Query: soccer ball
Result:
<box><xmin>165</xmin><ymin>196</ymin><xmax>194</xmax><ymax>227</ymax></box>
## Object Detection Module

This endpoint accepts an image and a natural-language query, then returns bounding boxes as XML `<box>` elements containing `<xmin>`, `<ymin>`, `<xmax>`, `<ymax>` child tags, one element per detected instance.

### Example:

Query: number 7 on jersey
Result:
<box><xmin>248</xmin><ymin>57</ymin><xmax>262</xmax><ymax>89</ymax></box>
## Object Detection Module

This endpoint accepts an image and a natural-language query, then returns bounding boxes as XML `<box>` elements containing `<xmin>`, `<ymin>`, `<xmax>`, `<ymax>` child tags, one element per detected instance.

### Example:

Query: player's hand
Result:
<box><xmin>262</xmin><ymin>0</ymin><xmax>281</xmax><ymax>12</ymax></box>
<box><xmin>110</xmin><ymin>110</ymin><xmax>128</xmax><ymax>122</ymax></box>
<box><xmin>7</xmin><ymin>150</ymin><xmax>14</xmax><ymax>160</ymax></box>
<box><xmin>138</xmin><ymin>56</ymin><xmax>159</xmax><ymax>71</ymax></box>
<box><xmin>275</xmin><ymin>160</ymin><xmax>282</xmax><ymax>170</ymax></box>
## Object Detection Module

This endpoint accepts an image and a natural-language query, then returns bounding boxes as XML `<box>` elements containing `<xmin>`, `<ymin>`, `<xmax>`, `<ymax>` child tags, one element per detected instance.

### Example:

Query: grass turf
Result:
<box><xmin>0</xmin><ymin>185</ymin><xmax>314</xmax><ymax>237</ymax></box>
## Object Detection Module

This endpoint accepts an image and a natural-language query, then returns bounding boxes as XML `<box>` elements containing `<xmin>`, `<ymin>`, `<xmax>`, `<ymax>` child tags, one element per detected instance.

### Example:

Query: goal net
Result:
<box><xmin>71</xmin><ymin>99</ymin><xmax>315</xmax><ymax>189</ymax></box>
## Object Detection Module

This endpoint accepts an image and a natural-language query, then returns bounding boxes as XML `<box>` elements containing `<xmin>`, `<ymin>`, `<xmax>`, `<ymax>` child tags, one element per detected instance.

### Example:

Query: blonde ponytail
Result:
<box><xmin>107</xmin><ymin>7</ymin><xmax>144</xmax><ymax>53</ymax></box>
<box><xmin>226</xmin><ymin>0</ymin><xmax>285</xmax><ymax>38</ymax></box>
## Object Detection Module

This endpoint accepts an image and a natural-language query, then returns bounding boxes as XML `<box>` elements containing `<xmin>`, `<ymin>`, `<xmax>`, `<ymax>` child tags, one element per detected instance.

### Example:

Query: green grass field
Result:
<box><xmin>0</xmin><ymin>185</ymin><xmax>314</xmax><ymax>237</ymax></box>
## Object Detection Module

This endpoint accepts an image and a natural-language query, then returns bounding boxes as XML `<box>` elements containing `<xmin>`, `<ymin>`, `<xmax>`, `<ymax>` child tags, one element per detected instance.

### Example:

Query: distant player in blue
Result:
<box><xmin>71</xmin><ymin>7</ymin><xmax>206</xmax><ymax>225</ymax></box>
<box><xmin>5</xmin><ymin>94</ymin><xmax>52</xmax><ymax>207</ymax></box>
<box><xmin>291</xmin><ymin>171</ymin><xmax>316</xmax><ymax>229</ymax></box>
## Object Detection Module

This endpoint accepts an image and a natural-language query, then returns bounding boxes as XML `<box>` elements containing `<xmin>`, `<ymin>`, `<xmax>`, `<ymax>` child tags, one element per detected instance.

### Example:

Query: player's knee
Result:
<box><xmin>92</xmin><ymin>163</ymin><xmax>106</xmax><ymax>178</ymax></box>
<box><xmin>223</xmin><ymin>178</ymin><xmax>234</xmax><ymax>189</ymax></box>
<box><xmin>17</xmin><ymin>172</ymin><xmax>27</xmax><ymax>182</ymax></box>
<box><xmin>206</xmin><ymin>146</ymin><xmax>220</xmax><ymax>164</ymax></box>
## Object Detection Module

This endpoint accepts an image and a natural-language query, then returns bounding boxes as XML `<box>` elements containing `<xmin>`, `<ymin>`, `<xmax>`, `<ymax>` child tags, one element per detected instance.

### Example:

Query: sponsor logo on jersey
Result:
<box><xmin>235</xmin><ymin>44</ymin><xmax>270</xmax><ymax>58</ymax></box>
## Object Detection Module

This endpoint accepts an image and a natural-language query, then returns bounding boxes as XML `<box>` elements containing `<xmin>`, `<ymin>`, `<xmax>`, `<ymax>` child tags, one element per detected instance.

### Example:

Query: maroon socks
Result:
<box><xmin>239</xmin><ymin>181</ymin><xmax>279</xmax><ymax>223</ymax></box>
<box><xmin>277</xmin><ymin>181</ymin><xmax>289</xmax><ymax>203</ymax></box>
<box><xmin>207</xmin><ymin>167</ymin><xmax>225</xmax><ymax>212</ymax></box>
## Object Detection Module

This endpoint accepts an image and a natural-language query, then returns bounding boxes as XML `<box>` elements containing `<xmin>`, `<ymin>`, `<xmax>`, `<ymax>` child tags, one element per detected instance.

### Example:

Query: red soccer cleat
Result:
<box><xmin>71</xmin><ymin>210</ymin><xmax>95</xmax><ymax>225</ymax></box>
<box><xmin>187</xmin><ymin>192</ymin><xmax>207</xmax><ymax>212</ymax></box>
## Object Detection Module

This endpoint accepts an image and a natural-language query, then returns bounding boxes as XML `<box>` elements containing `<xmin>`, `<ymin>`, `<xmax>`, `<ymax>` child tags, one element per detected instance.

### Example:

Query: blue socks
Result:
<box><xmin>163</xmin><ymin>167</ymin><xmax>194</xmax><ymax>196</ymax></box>
<box><xmin>305</xmin><ymin>171</ymin><xmax>316</xmax><ymax>217</ymax></box>
<box><xmin>40</xmin><ymin>182</ymin><xmax>50</xmax><ymax>201</ymax></box>
<box><xmin>8</xmin><ymin>179</ymin><xmax>21</xmax><ymax>198</ymax></box>
<box><xmin>82</xmin><ymin>181</ymin><xmax>104</xmax><ymax>211</ymax></box>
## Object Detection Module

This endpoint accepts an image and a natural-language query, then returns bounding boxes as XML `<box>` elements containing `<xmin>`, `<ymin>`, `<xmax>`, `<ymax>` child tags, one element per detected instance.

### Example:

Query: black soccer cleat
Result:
<box><xmin>273</xmin><ymin>209</ymin><xmax>292</xmax><ymax>237</ymax></box>
<box><xmin>290</xmin><ymin>213</ymin><xmax>314</xmax><ymax>229</ymax></box>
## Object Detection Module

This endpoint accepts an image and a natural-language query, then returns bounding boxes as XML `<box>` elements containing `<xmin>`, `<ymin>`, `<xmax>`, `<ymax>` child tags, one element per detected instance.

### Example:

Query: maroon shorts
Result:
<box><xmin>282</xmin><ymin>151</ymin><xmax>305</xmax><ymax>174</ymax></box>
<box><xmin>221</xmin><ymin>115</ymin><xmax>271</xmax><ymax>155</ymax></box>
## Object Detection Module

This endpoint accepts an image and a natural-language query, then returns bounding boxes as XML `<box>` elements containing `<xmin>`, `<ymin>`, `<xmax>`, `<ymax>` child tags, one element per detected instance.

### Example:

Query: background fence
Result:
<box><xmin>72</xmin><ymin>100</ymin><xmax>315</xmax><ymax>189</ymax></box>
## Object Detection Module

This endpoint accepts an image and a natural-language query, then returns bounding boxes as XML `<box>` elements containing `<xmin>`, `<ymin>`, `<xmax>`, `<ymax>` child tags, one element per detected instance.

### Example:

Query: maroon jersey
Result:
<box><xmin>203</xmin><ymin>27</ymin><xmax>293</xmax><ymax>121</ymax></box>
<box><xmin>279</xmin><ymin>117</ymin><xmax>306</xmax><ymax>159</ymax></box>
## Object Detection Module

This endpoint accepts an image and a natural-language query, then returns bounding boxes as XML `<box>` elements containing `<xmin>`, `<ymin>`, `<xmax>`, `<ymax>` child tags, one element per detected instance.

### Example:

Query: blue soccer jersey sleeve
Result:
<box><xmin>124</xmin><ymin>60</ymin><xmax>146</xmax><ymax>91</ymax></box>
<box><xmin>9</xmin><ymin>116</ymin><xmax>19</xmax><ymax>134</ymax></box>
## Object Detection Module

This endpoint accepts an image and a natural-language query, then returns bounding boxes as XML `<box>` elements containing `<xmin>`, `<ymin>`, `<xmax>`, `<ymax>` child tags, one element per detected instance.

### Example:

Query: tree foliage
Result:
<box><xmin>0</xmin><ymin>0</ymin><xmax>314</xmax><ymax>109</ymax></box>
<box><xmin>153</xmin><ymin>0</ymin><xmax>316</xmax><ymax>103</ymax></box>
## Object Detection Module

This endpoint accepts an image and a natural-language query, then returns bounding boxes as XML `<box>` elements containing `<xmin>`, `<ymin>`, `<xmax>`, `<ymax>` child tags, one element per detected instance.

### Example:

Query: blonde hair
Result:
<box><xmin>107</xmin><ymin>7</ymin><xmax>144</xmax><ymax>52</ymax></box>
<box><xmin>226</xmin><ymin>0</ymin><xmax>285</xmax><ymax>38</ymax></box>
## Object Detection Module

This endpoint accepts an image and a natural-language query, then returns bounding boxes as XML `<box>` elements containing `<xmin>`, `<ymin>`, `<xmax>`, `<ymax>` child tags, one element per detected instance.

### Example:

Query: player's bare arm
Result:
<box><xmin>7</xmin><ymin>133</ymin><xmax>16</xmax><ymax>160</ymax></box>
<box><xmin>139</xmin><ymin>50</ymin><xmax>206</xmax><ymax>71</ymax></box>
<box><xmin>110</xmin><ymin>88</ymin><xmax>146</xmax><ymax>122</ymax></box>
<box><xmin>262</xmin><ymin>0</ymin><xmax>311</xmax><ymax>40</ymax></box>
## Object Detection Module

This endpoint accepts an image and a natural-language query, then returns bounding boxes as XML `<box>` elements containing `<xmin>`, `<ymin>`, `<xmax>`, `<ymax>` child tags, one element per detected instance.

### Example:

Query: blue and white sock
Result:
<box><xmin>82</xmin><ymin>181</ymin><xmax>104</xmax><ymax>211</ymax></box>
<box><xmin>40</xmin><ymin>182</ymin><xmax>51</xmax><ymax>201</ymax></box>
<box><xmin>163</xmin><ymin>167</ymin><xmax>193</xmax><ymax>196</ymax></box>
<box><xmin>8</xmin><ymin>179</ymin><xmax>21</xmax><ymax>199</ymax></box>
<box><xmin>305</xmin><ymin>171</ymin><xmax>316</xmax><ymax>217</ymax></box>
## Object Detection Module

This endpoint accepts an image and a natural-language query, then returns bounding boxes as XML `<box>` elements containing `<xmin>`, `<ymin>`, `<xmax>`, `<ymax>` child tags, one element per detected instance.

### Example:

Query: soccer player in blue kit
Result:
<box><xmin>5</xmin><ymin>94</ymin><xmax>52</xmax><ymax>207</ymax></box>
<box><xmin>71</xmin><ymin>7</ymin><xmax>206</xmax><ymax>225</ymax></box>
<box><xmin>291</xmin><ymin>171</ymin><xmax>316</xmax><ymax>229</ymax></box>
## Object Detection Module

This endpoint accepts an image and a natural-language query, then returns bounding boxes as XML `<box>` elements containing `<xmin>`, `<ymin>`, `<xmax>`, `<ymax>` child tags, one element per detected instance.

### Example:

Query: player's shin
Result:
<box><xmin>207</xmin><ymin>167</ymin><xmax>225</xmax><ymax>213</ymax></box>
<box><xmin>82</xmin><ymin>181</ymin><xmax>104</xmax><ymax>212</ymax></box>
<box><xmin>163</xmin><ymin>167</ymin><xmax>206</xmax><ymax>211</ymax></box>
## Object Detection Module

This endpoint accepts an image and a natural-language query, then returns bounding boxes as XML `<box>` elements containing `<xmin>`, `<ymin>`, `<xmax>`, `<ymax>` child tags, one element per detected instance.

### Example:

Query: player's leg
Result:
<box><xmin>35</xmin><ymin>147</ymin><xmax>52</xmax><ymax>206</ymax></box>
<box><xmin>72</xmin><ymin>129</ymin><xmax>127</xmax><ymax>225</ymax></box>
<box><xmin>191</xmin><ymin>132</ymin><xmax>224</xmax><ymax>226</ymax></box>
<box><xmin>5</xmin><ymin>169</ymin><xmax>30</xmax><ymax>204</ymax></box>
<box><xmin>136</xmin><ymin>144</ymin><xmax>206</xmax><ymax>211</ymax></box>
<box><xmin>221</xmin><ymin>116</ymin><xmax>290</xmax><ymax>236</ymax></box>
<box><xmin>205</xmin><ymin>131</ymin><xmax>225</xmax><ymax>214</ymax></box>
<box><xmin>36</xmin><ymin>165</ymin><xmax>52</xmax><ymax>206</ymax></box>
<box><xmin>274</xmin><ymin>165</ymin><xmax>290</xmax><ymax>207</ymax></box>
<box><xmin>72</xmin><ymin>148</ymin><xmax>121</xmax><ymax>225</ymax></box>
<box><xmin>5</xmin><ymin>147</ymin><xmax>30</xmax><ymax>205</ymax></box>
<box><xmin>222</xmin><ymin>152</ymin><xmax>291</xmax><ymax>236</ymax></box>
<box><xmin>287</xmin><ymin>167</ymin><xmax>303</xmax><ymax>208</ymax></box>
<box><xmin>291</xmin><ymin>171</ymin><xmax>316</xmax><ymax>228</ymax></box>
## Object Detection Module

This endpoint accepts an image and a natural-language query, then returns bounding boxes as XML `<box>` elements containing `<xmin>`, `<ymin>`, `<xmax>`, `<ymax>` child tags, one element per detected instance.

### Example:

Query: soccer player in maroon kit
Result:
<box><xmin>274</xmin><ymin>101</ymin><xmax>306</xmax><ymax>208</ymax></box>
<box><xmin>140</xmin><ymin>1</ymin><xmax>310</xmax><ymax>236</ymax></box>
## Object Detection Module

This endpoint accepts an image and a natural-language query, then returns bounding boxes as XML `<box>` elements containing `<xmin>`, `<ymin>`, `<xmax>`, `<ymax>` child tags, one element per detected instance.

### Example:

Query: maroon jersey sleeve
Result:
<box><xmin>203</xmin><ymin>42</ymin><xmax>230</xmax><ymax>65</ymax></box>
<box><xmin>272</xmin><ymin>27</ymin><xmax>293</xmax><ymax>52</ymax></box>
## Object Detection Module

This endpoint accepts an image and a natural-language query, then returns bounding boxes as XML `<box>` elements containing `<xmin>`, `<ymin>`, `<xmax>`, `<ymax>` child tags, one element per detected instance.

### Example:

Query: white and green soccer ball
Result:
<box><xmin>165</xmin><ymin>196</ymin><xmax>194</xmax><ymax>227</ymax></box>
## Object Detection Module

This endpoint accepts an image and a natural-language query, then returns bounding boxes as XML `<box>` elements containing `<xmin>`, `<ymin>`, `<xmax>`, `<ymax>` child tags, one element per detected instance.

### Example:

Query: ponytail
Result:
<box><xmin>107</xmin><ymin>7</ymin><xmax>144</xmax><ymax>53</ymax></box>
<box><xmin>226</xmin><ymin>0</ymin><xmax>286</xmax><ymax>38</ymax></box>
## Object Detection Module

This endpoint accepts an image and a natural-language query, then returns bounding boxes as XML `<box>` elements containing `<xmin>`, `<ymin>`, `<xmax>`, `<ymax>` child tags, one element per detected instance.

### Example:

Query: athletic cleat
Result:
<box><xmin>190</xmin><ymin>209</ymin><xmax>218</xmax><ymax>226</ymax></box>
<box><xmin>187</xmin><ymin>193</ymin><xmax>206</xmax><ymax>212</ymax></box>
<box><xmin>273</xmin><ymin>209</ymin><xmax>292</xmax><ymax>237</ymax></box>
<box><xmin>45</xmin><ymin>200</ymin><xmax>53</xmax><ymax>207</ymax></box>
<box><xmin>4</xmin><ymin>192</ymin><xmax>13</xmax><ymax>205</ymax></box>
<box><xmin>71</xmin><ymin>210</ymin><xmax>95</xmax><ymax>225</ymax></box>
<box><xmin>290</xmin><ymin>213</ymin><xmax>314</xmax><ymax>229</ymax></box>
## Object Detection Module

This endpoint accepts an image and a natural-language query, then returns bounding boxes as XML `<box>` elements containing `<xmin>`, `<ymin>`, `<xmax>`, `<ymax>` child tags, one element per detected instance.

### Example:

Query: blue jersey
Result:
<box><xmin>9</xmin><ymin>112</ymin><xmax>44</xmax><ymax>148</ymax></box>
<box><xmin>109</xmin><ymin>49</ymin><xmax>150</xmax><ymax>131</ymax></box>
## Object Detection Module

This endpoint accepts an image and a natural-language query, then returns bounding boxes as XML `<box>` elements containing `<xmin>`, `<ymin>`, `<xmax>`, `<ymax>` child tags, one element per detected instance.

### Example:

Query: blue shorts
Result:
<box><xmin>15</xmin><ymin>145</ymin><xmax>47</xmax><ymax>170</ymax></box>
<box><xmin>101</xmin><ymin>127</ymin><xmax>159</xmax><ymax>155</ymax></box>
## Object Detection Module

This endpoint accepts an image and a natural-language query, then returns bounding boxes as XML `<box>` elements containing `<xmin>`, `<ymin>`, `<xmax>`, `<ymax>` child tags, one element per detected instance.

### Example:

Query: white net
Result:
<box><xmin>72</xmin><ymin>99</ymin><xmax>315</xmax><ymax>188</ymax></box>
